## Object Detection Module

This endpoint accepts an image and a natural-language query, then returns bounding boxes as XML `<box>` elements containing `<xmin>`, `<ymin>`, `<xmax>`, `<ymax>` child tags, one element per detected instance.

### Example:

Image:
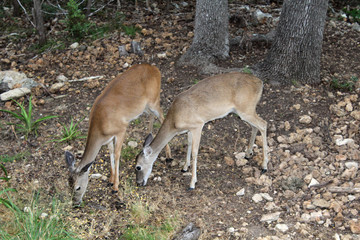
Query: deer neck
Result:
<box><xmin>149</xmin><ymin>120</ymin><xmax>177</xmax><ymax>161</ymax></box>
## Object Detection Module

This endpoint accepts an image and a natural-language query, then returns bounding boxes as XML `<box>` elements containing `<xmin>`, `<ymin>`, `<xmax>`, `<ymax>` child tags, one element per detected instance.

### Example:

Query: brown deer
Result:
<box><xmin>65</xmin><ymin>64</ymin><xmax>171</xmax><ymax>206</ymax></box>
<box><xmin>135</xmin><ymin>72</ymin><xmax>268</xmax><ymax>190</ymax></box>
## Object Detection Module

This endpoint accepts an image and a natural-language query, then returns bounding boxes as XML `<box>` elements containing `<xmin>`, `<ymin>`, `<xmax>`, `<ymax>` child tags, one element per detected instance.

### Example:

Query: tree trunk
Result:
<box><xmin>12</xmin><ymin>0</ymin><xmax>22</xmax><ymax>17</ymax></box>
<box><xmin>33</xmin><ymin>0</ymin><xmax>46</xmax><ymax>45</ymax></box>
<box><xmin>178</xmin><ymin>0</ymin><xmax>229</xmax><ymax>68</ymax></box>
<box><xmin>254</xmin><ymin>0</ymin><xmax>328</xmax><ymax>85</ymax></box>
<box><xmin>86</xmin><ymin>0</ymin><xmax>92</xmax><ymax>17</ymax></box>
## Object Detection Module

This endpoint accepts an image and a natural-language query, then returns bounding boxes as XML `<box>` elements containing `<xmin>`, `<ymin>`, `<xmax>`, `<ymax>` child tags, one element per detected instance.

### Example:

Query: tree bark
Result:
<box><xmin>254</xmin><ymin>0</ymin><xmax>329</xmax><ymax>85</ymax></box>
<box><xmin>178</xmin><ymin>0</ymin><xmax>229</xmax><ymax>68</ymax></box>
<box><xmin>33</xmin><ymin>0</ymin><xmax>47</xmax><ymax>45</ymax></box>
<box><xmin>12</xmin><ymin>0</ymin><xmax>22</xmax><ymax>17</ymax></box>
<box><xmin>86</xmin><ymin>0</ymin><xmax>92</xmax><ymax>17</ymax></box>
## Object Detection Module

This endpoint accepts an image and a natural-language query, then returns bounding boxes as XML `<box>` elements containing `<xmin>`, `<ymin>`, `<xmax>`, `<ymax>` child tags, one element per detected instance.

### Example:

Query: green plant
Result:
<box><xmin>64</xmin><ymin>0</ymin><xmax>94</xmax><ymax>40</ymax></box>
<box><xmin>343</xmin><ymin>7</ymin><xmax>360</xmax><ymax>23</ymax></box>
<box><xmin>0</xmin><ymin>163</ymin><xmax>18</xmax><ymax>210</ymax></box>
<box><xmin>0</xmin><ymin>152</ymin><xmax>28</xmax><ymax>163</ymax></box>
<box><xmin>53</xmin><ymin>117</ymin><xmax>86</xmax><ymax>143</ymax></box>
<box><xmin>242</xmin><ymin>66</ymin><xmax>253</xmax><ymax>74</ymax></box>
<box><xmin>193</xmin><ymin>79</ymin><xmax>200</xmax><ymax>84</ymax></box>
<box><xmin>330</xmin><ymin>76</ymin><xmax>358</xmax><ymax>92</ymax></box>
<box><xmin>30</xmin><ymin>39</ymin><xmax>66</xmax><ymax>53</ymax></box>
<box><xmin>0</xmin><ymin>192</ymin><xmax>79</xmax><ymax>239</ymax></box>
<box><xmin>0</xmin><ymin>96</ymin><xmax>58</xmax><ymax>140</ymax></box>
<box><xmin>122</xmin><ymin>25</ymin><xmax>140</xmax><ymax>37</ymax></box>
<box><xmin>281</xmin><ymin>177</ymin><xmax>304</xmax><ymax>191</ymax></box>
<box><xmin>121</xmin><ymin>200</ymin><xmax>178</xmax><ymax>240</ymax></box>
<box><xmin>121</xmin><ymin>145</ymin><xmax>138</xmax><ymax>162</ymax></box>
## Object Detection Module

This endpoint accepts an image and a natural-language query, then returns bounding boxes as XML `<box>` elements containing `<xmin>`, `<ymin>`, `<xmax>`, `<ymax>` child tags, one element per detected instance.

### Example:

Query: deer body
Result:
<box><xmin>65</xmin><ymin>64</ymin><xmax>171</xmax><ymax>206</ymax></box>
<box><xmin>135</xmin><ymin>72</ymin><xmax>268</xmax><ymax>190</ymax></box>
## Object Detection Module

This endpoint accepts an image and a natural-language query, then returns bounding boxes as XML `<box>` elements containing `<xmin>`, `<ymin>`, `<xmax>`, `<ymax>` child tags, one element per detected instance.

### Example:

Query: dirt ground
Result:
<box><xmin>1</xmin><ymin>1</ymin><xmax>360</xmax><ymax>239</ymax></box>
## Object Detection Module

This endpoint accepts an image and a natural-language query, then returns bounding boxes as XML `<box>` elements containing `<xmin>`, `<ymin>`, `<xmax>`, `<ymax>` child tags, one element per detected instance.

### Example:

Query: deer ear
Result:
<box><xmin>80</xmin><ymin>162</ymin><xmax>93</xmax><ymax>173</ymax></box>
<box><xmin>144</xmin><ymin>134</ymin><xmax>153</xmax><ymax>147</ymax></box>
<box><xmin>143</xmin><ymin>146</ymin><xmax>153</xmax><ymax>158</ymax></box>
<box><xmin>65</xmin><ymin>151</ymin><xmax>76</xmax><ymax>170</ymax></box>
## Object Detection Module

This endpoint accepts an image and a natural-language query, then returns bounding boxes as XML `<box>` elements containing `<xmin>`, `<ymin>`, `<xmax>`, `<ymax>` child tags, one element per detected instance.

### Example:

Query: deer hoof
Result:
<box><xmin>107</xmin><ymin>183</ymin><xmax>114</xmax><ymax>187</ymax></box>
<box><xmin>181</xmin><ymin>169</ymin><xmax>188</xmax><ymax>173</ymax></box>
<box><xmin>165</xmin><ymin>158</ymin><xmax>174</xmax><ymax>163</ymax></box>
<box><xmin>261</xmin><ymin>169</ymin><xmax>267</xmax><ymax>174</ymax></box>
<box><xmin>111</xmin><ymin>190</ymin><xmax>118</xmax><ymax>194</ymax></box>
<box><xmin>187</xmin><ymin>187</ymin><xmax>195</xmax><ymax>191</ymax></box>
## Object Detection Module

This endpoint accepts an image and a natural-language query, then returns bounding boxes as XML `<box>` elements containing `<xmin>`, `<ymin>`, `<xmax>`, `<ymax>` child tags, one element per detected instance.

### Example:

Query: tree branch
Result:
<box><xmin>17</xmin><ymin>0</ymin><xmax>36</xmax><ymax>28</ymax></box>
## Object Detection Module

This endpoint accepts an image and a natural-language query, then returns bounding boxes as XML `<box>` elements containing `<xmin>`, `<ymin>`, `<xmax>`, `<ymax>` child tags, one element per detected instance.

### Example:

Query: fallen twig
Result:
<box><xmin>328</xmin><ymin>187</ymin><xmax>360</xmax><ymax>193</ymax></box>
<box><xmin>309</xmin><ymin>180</ymin><xmax>334</xmax><ymax>189</ymax></box>
<box><xmin>68</xmin><ymin>76</ymin><xmax>104</xmax><ymax>82</ymax></box>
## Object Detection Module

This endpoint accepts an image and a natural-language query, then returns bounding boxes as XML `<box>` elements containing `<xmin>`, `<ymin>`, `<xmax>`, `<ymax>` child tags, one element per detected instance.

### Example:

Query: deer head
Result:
<box><xmin>65</xmin><ymin>151</ymin><xmax>93</xmax><ymax>206</ymax></box>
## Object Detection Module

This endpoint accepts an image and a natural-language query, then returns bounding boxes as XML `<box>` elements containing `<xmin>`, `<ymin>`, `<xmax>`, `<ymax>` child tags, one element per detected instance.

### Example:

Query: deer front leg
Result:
<box><xmin>108</xmin><ymin>140</ymin><xmax>115</xmax><ymax>186</ymax></box>
<box><xmin>245</xmin><ymin>126</ymin><xmax>258</xmax><ymax>159</ymax></box>
<box><xmin>182</xmin><ymin>131</ymin><xmax>192</xmax><ymax>172</ymax></box>
<box><xmin>189</xmin><ymin>128</ymin><xmax>202</xmax><ymax>190</ymax></box>
<box><xmin>112</xmin><ymin>131</ymin><xmax>126</xmax><ymax>193</ymax></box>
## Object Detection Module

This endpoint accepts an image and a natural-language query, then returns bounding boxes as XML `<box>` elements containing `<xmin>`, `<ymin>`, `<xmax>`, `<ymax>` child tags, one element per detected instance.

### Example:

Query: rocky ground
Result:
<box><xmin>1</xmin><ymin>1</ymin><xmax>360</xmax><ymax>239</ymax></box>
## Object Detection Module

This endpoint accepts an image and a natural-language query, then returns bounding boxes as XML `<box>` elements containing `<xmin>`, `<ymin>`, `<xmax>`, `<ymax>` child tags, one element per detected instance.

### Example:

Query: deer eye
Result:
<box><xmin>136</xmin><ymin>166</ymin><xmax>142</xmax><ymax>171</ymax></box>
<box><xmin>75</xmin><ymin>186</ymin><xmax>81</xmax><ymax>191</ymax></box>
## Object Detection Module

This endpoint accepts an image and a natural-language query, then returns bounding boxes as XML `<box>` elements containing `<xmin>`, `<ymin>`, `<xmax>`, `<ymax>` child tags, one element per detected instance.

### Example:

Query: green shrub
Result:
<box><xmin>330</xmin><ymin>76</ymin><xmax>359</xmax><ymax>92</ymax></box>
<box><xmin>64</xmin><ymin>0</ymin><xmax>94</xmax><ymax>40</ymax></box>
<box><xmin>343</xmin><ymin>6</ymin><xmax>360</xmax><ymax>23</ymax></box>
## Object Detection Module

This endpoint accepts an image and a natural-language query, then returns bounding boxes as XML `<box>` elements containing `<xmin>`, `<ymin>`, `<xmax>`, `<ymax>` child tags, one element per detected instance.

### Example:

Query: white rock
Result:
<box><xmin>260</xmin><ymin>212</ymin><xmax>281</xmax><ymax>222</ymax></box>
<box><xmin>352</xmin><ymin>22</ymin><xmax>360</xmax><ymax>32</ymax></box>
<box><xmin>334</xmin><ymin>233</ymin><xmax>340</xmax><ymax>240</ymax></box>
<box><xmin>260</xmin><ymin>193</ymin><xmax>273</xmax><ymax>202</ymax></box>
<box><xmin>0</xmin><ymin>70</ymin><xmax>37</xmax><ymax>89</ymax></box>
<box><xmin>56</xmin><ymin>74</ymin><xmax>68</xmax><ymax>82</ymax></box>
<box><xmin>235</xmin><ymin>158</ymin><xmax>248</xmax><ymax>167</ymax></box>
<box><xmin>157</xmin><ymin>52</ymin><xmax>167</xmax><ymax>58</ymax></box>
<box><xmin>70</xmin><ymin>42</ymin><xmax>79</xmax><ymax>49</ymax></box>
<box><xmin>24</xmin><ymin>206</ymin><xmax>31</xmax><ymax>213</ymax></box>
<box><xmin>236</xmin><ymin>188</ymin><xmax>245</xmax><ymax>196</ymax></box>
<box><xmin>90</xmin><ymin>173</ymin><xmax>103</xmax><ymax>179</ymax></box>
<box><xmin>40</xmin><ymin>212</ymin><xmax>48</xmax><ymax>219</ymax></box>
<box><xmin>123</xmin><ymin>62</ymin><xmax>129</xmax><ymax>68</ymax></box>
<box><xmin>1</xmin><ymin>87</ymin><xmax>31</xmax><ymax>101</ymax></box>
<box><xmin>50</xmin><ymin>82</ymin><xmax>65</xmax><ymax>92</ymax></box>
<box><xmin>310</xmin><ymin>211</ymin><xmax>323</xmax><ymax>221</ymax></box>
<box><xmin>128</xmin><ymin>141</ymin><xmax>138</xmax><ymax>148</ymax></box>
<box><xmin>299</xmin><ymin>115</ymin><xmax>312</xmax><ymax>124</ymax></box>
<box><xmin>348</xmin><ymin>195</ymin><xmax>356</xmax><ymax>201</ymax></box>
<box><xmin>227</xmin><ymin>227</ymin><xmax>235</xmax><ymax>233</ymax></box>
<box><xmin>275</xmin><ymin>224</ymin><xmax>288</xmax><ymax>233</ymax></box>
<box><xmin>252</xmin><ymin>193</ymin><xmax>263</xmax><ymax>203</ymax></box>
<box><xmin>254</xmin><ymin>9</ymin><xmax>272</xmax><ymax>23</ymax></box>
<box><xmin>301</xmin><ymin>213</ymin><xmax>311</xmax><ymax>222</ymax></box>
<box><xmin>153</xmin><ymin>176</ymin><xmax>162</xmax><ymax>182</ymax></box>
<box><xmin>308</xmin><ymin>178</ymin><xmax>319</xmax><ymax>188</ymax></box>
<box><xmin>335</xmin><ymin>138</ymin><xmax>355</xmax><ymax>146</ymax></box>
<box><xmin>234</xmin><ymin>152</ymin><xmax>246</xmax><ymax>160</ymax></box>
<box><xmin>345</xmin><ymin>162</ymin><xmax>358</xmax><ymax>170</ymax></box>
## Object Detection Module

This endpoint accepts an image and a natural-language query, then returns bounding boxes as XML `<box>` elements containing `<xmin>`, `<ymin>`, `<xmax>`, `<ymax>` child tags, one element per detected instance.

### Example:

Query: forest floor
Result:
<box><xmin>1</xmin><ymin>1</ymin><xmax>360</xmax><ymax>239</ymax></box>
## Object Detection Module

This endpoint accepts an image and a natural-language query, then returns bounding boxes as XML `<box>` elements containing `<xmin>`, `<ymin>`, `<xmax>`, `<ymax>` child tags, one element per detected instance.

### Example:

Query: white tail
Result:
<box><xmin>65</xmin><ymin>64</ymin><xmax>171</xmax><ymax>205</ymax></box>
<box><xmin>135</xmin><ymin>72</ymin><xmax>268</xmax><ymax>190</ymax></box>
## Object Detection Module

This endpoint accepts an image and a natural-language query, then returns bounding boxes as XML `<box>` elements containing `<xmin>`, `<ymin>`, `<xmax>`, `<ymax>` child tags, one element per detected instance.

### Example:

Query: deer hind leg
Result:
<box><xmin>245</xmin><ymin>126</ymin><xmax>258</xmax><ymax>159</ymax></box>
<box><xmin>238</xmin><ymin>112</ymin><xmax>268</xmax><ymax>172</ymax></box>
<box><xmin>112</xmin><ymin>130</ymin><xmax>126</xmax><ymax>193</ymax></box>
<box><xmin>182</xmin><ymin>131</ymin><xmax>192</xmax><ymax>172</ymax></box>
<box><xmin>148</xmin><ymin>102</ymin><xmax>172</xmax><ymax>160</ymax></box>
<box><xmin>189</xmin><ymin>127</ymin><xmax>203</xmax><ymax>190</ymax></box>
<box><xmin>108</xmin><ymin>139</ymin><xmax>115</xmax><ymax>186</ymax></box>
